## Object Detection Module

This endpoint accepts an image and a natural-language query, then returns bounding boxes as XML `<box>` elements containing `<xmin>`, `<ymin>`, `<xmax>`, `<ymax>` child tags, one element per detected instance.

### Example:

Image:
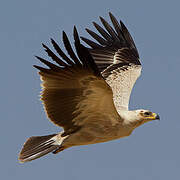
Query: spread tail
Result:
<box><xmin>18</xmin><ymin>134</ymin><xmax>64</xmax><ymax>163</ymax></box>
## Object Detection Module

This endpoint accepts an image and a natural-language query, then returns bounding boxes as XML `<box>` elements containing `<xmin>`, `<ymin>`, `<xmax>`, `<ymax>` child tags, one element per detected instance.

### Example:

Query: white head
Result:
<box><xmin>120</xmin><ymin>109</ymin><xmax>160</xmax><ymax>128</ymax></box>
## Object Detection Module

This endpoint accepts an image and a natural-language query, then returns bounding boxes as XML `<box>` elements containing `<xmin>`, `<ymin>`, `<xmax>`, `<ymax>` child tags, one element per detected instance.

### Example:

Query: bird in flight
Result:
<box><xmin>19</xmin><ymin>12</ymin><xmax>159</xmax><ymax>163</ymax></box>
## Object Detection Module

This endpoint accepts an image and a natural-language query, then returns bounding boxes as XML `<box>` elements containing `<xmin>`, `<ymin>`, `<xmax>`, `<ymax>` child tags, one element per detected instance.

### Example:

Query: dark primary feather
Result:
<box><xmin>99</xmin><ymin>16</ymin><xmax>119</xmax><ymax>42</ymax></box>
<box><xmin>81</xmin><ymin>12</ymin><xmax>141</xmax><ymax>76</ymax></box>
<box><xmin>81</xmin><ymin>36</ymin><xmax>102</xmax><ymax>48</ymax></box>
<box><xmin>62</xmin><ymin>31</ymin><xmax>81</xmax><ymax>66</ymax></box>
<box><xmin>35</xmin><ymin>27</ymin><xmax>101</xmax><ymax>76</ymax></box>
<box><xmin>74</xmin><ymin>27</ymin><xmax>101</xmax><ymax>77</ymax></box>
<box><xmin>35</xmin><ymin>56</ymin><xmax>60</xmax><ymax>70</ymax></box>
<box><xmin>42</xmin><ymin>43</ymin><xmax>67</xmax><ymax>67</ymax></box>
<box><xmin>33</xmin><ymin>27</ymin><xmax>112</xmax><ymax>134</ymax></box>
<box><xmin>50</xmin><ymin>38</ymin><xmax>73</xmax><ymax>65</ymax></box>
<box><xmin>86</xmin><ymin>28</ymin><xmax>108</xmax><ymax>46</ymax></box>
<box><xmin>93</xmin><ymin>21</ymin><xmax>113</xmax><ymax>43</ymax></box>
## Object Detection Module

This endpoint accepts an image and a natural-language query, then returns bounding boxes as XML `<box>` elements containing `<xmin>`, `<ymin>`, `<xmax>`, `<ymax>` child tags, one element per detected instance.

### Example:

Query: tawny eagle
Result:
<box><xmin>19</xmin><ymin>13</ymin><xmax>159</xmax><ymax>162</ymax></box>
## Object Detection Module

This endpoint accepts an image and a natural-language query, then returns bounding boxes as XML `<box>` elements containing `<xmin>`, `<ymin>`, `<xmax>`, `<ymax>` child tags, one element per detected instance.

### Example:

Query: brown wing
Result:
<box><xmin>81</xmin><ymin>12</ymin><xmax>142</xmax><ymax>110</ymax></box>
<box><xmin>34</xmin><ymin>27</ymin><xmax>119</xmax><ymax>135</ymax></box>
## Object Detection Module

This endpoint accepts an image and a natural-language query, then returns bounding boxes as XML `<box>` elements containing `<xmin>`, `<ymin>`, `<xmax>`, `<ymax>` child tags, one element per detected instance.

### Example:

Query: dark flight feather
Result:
<box><xmin>34</xmin><ymin>27</ymin><xmax>104</xmax><ymax>133</ymax></box>
<box><xmin>81</xmin><ymin>12</ymin><xmax>140</xmax><ymax>76</ymax></box>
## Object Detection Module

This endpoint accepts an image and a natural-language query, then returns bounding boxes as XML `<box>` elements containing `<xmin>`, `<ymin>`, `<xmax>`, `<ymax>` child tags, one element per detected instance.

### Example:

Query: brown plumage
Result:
<box><xmin>19</xmin><ymin>26</ymin><xmax>120</xmax><ymax>162</ymax></box>
<box><xmin>19</xmin><ymin>13</ymin><xmax>160</xmax><ymax>163</ymax></box>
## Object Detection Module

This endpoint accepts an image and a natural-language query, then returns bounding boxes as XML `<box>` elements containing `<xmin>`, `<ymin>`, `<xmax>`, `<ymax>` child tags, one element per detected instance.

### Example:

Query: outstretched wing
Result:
<box><xmin>81</xmin><ymin>12</ymin><xmax>142</xmax><ymax>111</ymax></box>
<box><xmin>34</xmin><ymin>27</ymin><xmax>120</xmax><ymax>135</ymax></box>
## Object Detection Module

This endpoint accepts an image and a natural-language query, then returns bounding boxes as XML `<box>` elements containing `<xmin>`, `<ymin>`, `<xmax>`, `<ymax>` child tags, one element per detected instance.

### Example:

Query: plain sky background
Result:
<box><xmin>1</xmin><ymin>0</ymin><xmax>180</xmax><ymax>179</ymax></box>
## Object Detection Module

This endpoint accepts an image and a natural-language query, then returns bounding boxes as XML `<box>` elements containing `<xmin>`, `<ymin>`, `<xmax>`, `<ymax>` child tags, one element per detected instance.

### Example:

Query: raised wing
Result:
<box><xmin>81</xmin><ymin>12</ymin><xmax>142</xmax><ymax>111</ymax></box>
<box><xmin>34</xmin><ymin>27</ymin><xmax>120</xmax><ymax>136</ymax></box>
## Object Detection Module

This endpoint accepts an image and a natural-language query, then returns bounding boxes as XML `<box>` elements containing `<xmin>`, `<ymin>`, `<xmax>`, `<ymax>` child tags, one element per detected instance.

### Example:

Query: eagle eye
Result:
<box><xmin>144</xmin><ymin>112</ymin><xmax>151</xmax><ymax>116</ymax></box>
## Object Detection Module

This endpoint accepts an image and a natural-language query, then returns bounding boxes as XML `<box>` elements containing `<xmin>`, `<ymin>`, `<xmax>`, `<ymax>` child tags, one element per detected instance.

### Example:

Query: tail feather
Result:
<box><xmin>19</xmin><ymin>134</ymin><xmax>60</xmax><ymax>163</ymax></box>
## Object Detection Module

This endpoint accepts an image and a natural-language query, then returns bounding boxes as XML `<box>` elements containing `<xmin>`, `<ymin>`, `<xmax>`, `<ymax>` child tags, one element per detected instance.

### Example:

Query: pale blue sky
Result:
<box><xmin>1</xmin><ymin>0</ymin><xmax>180</xmax><ymax>179</ymax></box>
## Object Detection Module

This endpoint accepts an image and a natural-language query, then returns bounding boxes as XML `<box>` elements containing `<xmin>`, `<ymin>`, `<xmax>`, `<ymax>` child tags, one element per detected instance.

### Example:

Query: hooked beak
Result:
<box><xmin>155</xmin><ymin>114</ymin><xmax>160</xmax><ymax>120</ymax></box>
<box><xmin>145</xmin><ymin>113</ymin><xmax>160</xmax><ymax>121</ymax></box>
<box><xmin>151</xmin><ymin>113</ymin><xmax>160</xmax><ymax>120</ymax></box>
